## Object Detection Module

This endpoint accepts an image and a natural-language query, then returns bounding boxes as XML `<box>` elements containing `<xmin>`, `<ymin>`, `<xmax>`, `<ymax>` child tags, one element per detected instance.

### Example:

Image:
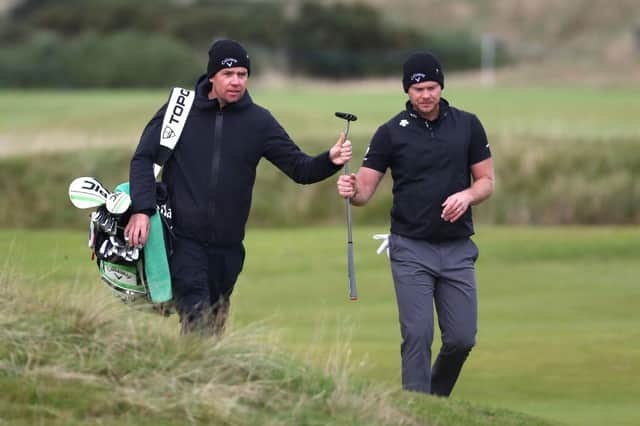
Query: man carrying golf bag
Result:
<box><xmin>337</xmin><ymin>51</ymin><xmax>494</xmax><ymax>396</ymax></box>
<box><xmin>126</xmin><ymin>39</ymin><xmax>352</xmax><ymax>335</ymax></box>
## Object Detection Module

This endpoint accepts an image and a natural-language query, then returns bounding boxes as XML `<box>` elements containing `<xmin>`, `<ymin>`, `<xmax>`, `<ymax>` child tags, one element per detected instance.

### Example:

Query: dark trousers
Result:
<box><xmin>389</xmin><ymin>234</ymin><xmax>478</xmax><ymax>396</ymax></box>
<box><xmin>170</xmin><ymin>237</ymin><xmax>245</xmax><ymax>335</ymax></box>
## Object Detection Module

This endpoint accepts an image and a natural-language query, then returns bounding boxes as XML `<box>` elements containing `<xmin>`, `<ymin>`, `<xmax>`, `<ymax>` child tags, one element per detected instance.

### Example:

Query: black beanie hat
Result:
<box><xmin>207</xmin><ymin>39</ymin><xmax>251</xmax><ymax>77</ymax></box>
<box><xmin>402</xmin><ymin>51</ymin><xmax>444</xmax><ymax>92</ymax></box>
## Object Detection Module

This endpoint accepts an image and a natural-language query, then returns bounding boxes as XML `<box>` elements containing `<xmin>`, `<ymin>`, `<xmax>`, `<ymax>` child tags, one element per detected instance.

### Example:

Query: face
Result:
<box><xmin>209</xmin><ymin>67</ymin><xmax>248</xmax><ymax>106</ymax></box>
<box><xmin>407</xmin><ymin>81</ymin><xmax>442</xmax><ymax>120</ymax></box>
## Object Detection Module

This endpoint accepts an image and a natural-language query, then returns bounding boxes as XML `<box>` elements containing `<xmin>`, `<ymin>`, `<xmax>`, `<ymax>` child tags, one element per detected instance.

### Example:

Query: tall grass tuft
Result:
<box><xmin>0</xmin><ymin>271</ymin><xmax>410</xmax><ymax>425</ymax></box>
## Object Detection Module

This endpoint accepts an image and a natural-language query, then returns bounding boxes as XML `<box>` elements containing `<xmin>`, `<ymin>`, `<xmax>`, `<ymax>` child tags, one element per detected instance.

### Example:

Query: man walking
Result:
<box><xmin>126</xmin><ymin>39</ymin><xmax>352</xmax><ymax>335</ymax></box>
<box><xmin>337</xmin><ymin>51</ymin><xmax>494</xmax><ymax>396</ymax></box>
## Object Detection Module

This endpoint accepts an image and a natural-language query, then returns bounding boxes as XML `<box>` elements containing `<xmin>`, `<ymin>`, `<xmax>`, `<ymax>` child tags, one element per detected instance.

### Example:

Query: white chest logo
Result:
<box><xmin>363</xmin><ymin>144</ymin><xmax>371</xmax><ymax>161</ymax></box>
<box><xmin>399</xmin><ymin>119</ymin><xmax>409</xmax><ymax>127</ymax></box>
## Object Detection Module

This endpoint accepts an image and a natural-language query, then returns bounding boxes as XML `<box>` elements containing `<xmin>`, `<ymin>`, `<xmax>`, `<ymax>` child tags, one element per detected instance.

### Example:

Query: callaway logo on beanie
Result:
<box><xmin>402</xmin><ymin>51</ymin><xmax>444</xmax><ymax>92</ymax></box>
<box><xmin>207</xmin><ymin>39</ymin><xmax>251</xmax><ymax>77</ymax></box>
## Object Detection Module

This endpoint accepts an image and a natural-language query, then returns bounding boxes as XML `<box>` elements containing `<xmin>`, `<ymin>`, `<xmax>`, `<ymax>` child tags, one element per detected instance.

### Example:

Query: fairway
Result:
<box><xmin>2</xmin><ymin>85</ymin><xmax>639</xmax><ymax>159</ymax></box>
<box><xmin>1</xmin><ymin>225</ymin><xmax>638</xmax><ymax>426</ymax></box>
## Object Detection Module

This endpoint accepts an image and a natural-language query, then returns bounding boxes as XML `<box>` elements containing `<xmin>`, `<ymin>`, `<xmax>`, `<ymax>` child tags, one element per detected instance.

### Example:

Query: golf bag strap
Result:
<box><xmin>154</xmin><ymin>87</ymin><xmax>195</xmax><ymax>178</ymax></box>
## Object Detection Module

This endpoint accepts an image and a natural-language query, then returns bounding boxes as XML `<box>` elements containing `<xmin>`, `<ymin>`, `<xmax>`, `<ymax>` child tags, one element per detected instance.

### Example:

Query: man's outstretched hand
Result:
<box><xmin>329</xmin><ymin>132</ymin><xmax>353</xmax><ymax>166</ymax></box>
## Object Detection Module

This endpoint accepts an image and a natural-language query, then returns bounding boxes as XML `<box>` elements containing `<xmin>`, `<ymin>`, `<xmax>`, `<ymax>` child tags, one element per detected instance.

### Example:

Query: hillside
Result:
<box><xmin>0</xmin><ymin>269</ymin><xmax>557</xmax><ymax>426</ymax></box>
<box><xmin>365</xmin><ymin>0</ymin><xmax>640</xmax><ymax>85</ymax></box>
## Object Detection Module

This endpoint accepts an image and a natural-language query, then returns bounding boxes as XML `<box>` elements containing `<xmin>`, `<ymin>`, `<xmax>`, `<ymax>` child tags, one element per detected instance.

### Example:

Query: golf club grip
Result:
<box><xmin>347</xmin><ymin>241</ymin><xmax>357</xmax><ymax>300</ymax></box>
<box><xmin>345</xmin><ymin>197</ymin><xmax>357</xmax><ymax>300</ymax></box>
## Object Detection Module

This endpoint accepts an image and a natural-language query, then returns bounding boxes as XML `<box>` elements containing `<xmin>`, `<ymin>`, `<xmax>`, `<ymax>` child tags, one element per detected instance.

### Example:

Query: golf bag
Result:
<box><xmin>89</xmin><ymin>182</ymin><xmax>175</xmax><ymax>316</ymax></box>
<box><xmin>70</xmin><ymin>87</ymin><xmax>194</xmax><ymax>316</ymax></box>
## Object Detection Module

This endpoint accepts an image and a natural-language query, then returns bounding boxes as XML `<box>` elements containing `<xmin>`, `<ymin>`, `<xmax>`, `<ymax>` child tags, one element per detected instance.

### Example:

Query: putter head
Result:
<box><xmin>69</xmin><ymin>176</ymin><xmax>110</xmax><ymax>209</ymax></box>
<box><xmin>335</xmin><ymin>112</ymin><xmax>358</xmax><ymax>122</ymax></box>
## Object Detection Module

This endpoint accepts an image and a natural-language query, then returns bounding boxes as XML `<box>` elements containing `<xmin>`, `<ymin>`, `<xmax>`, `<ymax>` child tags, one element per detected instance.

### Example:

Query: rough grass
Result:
<box><xmin>0</xmin><ymin>254</ymin><xmax>554</xmax><ymax>426</ymax></box>
<box><xmin>1</xmin><ymin>226</ymin><xmax>639</xmax><ymax>425</ymax></box>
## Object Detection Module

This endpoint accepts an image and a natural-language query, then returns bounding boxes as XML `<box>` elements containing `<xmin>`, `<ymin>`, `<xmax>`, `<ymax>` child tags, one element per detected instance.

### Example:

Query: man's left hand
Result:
<box><xmin>329</xmin><ymin>132</ymin><xmax>353</xmax><ymax>166</ymax></box>
<box><xmin>441</xmin><ymin>191</ymin><xmax>472</xmax><ymax>223</ymax></box>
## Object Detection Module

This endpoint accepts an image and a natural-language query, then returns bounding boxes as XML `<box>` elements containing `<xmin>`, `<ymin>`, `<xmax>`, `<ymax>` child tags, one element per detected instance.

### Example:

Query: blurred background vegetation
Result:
<box><xmin>0</xmin><ymin>0</ymin><xmax>510</xmax><ymax>87</ymax></box>
<box><xmin>0</xmin><ymin>0</ymin><xmax>639</xmax><ymax>228</ymax></box>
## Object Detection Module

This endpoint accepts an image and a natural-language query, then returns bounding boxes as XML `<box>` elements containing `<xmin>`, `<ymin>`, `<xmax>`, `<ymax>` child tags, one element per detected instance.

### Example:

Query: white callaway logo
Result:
<box><xmin>162</xmin><ymin>126</ymin><xmax>176</xmax><ymax>139</ymax></box>
<box><xmin>411</xmin><ymin>72</ymin><xmax>427</xmax><ymax>83</ymax></box>
<box><xmin>221</xmin><ymin>57</ymin><xmax>238</xmax><ymax>67</ymax></box>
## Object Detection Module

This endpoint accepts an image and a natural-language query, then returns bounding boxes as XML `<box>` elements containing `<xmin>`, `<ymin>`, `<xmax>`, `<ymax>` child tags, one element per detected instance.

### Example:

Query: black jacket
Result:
<box><xmin>363</xmin><ymin>99</ymin><xmax>491</xmax><ymax>241</ymax></box>
<box><xmin>130</xmin><ymin>75</ymin><xmax>341</xmax><ymax>245</ymax></box>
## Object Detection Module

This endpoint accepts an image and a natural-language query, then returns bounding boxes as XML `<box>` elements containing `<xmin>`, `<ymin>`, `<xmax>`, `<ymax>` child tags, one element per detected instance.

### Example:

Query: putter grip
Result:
<box><xmin>348</xmin><ymin>242</ymin><xmax>357</xmax><ymax>300</ymax></box>
<box><xmin>346</xmin><ymin>197</ymin><xmax>357</xmax><ymax>301</ymax></box>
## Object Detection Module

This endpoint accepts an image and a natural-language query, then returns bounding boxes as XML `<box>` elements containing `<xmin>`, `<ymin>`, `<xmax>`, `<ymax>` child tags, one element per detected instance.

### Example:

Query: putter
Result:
<box><xmin>335</xmin><ymin>112</ymin><xmax>358</xmax><ymax>301</ymax></box>
<box><xmin>69</xmin><ymin>176</ymin><xmax>110</xmax><ymax>209</ymax></box>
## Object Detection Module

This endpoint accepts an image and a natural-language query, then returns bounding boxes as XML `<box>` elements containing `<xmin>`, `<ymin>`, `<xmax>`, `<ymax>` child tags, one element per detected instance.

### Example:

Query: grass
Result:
<box><xmin>0</xmin><ymin>83</ymin><xmax>638</xmax><ymax>423</ymax></box>
<box><xmin>1</xmin><ymin>85</ymin><xmax>639</xmax><ymax>158</ymax></box>
<box><xmin>1</xmin><ymin>225</ymin><xmax>638</xmax><ymax>425</ymax></box>
<box><xmin>0</xmin><ymin>227</ymin><xmax>556</xmax><ymax>426</ymax></box>
<box><xmin>1</xmin><ymin>85</ymin><xmax>639</xmax><ymax>228</ymax></box>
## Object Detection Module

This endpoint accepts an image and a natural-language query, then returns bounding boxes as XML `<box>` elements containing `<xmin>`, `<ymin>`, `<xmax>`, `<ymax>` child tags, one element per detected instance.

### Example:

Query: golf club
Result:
<box><xmin>335</xmin><ymin>111</ymin><xmax>358</xmax><ymax>301</ymax></box>
<box><xmin>106</xmin><ymin>191</ymin><xmax>132</xmax><ymax>215</ymax></box>
<box><xmin>69</xmin><ymin>176</ymin><xmax>110</xmax><ymax>209</ymax></box>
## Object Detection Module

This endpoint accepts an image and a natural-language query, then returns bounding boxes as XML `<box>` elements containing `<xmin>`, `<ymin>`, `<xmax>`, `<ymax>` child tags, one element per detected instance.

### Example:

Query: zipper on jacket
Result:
<box><xmin>425</xmin><ymin>120</ymin><xmax>435</xmax><ymax>139</ymax></box>
<box><xmin>207</xmin><ymin>110</ymin><xmax>224</xmax><ymax>240</ymax></box>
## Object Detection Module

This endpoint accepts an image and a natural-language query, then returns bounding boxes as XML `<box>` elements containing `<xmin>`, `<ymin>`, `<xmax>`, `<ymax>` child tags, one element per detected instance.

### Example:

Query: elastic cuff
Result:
<box><xmin>132</xmin><ymin>208</ymin><xmax>156</xmax><ymax>216</ymax></box>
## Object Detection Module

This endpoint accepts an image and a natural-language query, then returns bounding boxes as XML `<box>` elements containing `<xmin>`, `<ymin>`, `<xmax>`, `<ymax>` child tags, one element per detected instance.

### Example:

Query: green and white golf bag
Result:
<box><xmin>69</xmin><ymin>87</ymin><xmax>194</xmax><ymax>315</ymax></box>
<box><xmin>87</xmin><ymin>182</ymin><xmax>175</xmax><ymax>316</ymax></box>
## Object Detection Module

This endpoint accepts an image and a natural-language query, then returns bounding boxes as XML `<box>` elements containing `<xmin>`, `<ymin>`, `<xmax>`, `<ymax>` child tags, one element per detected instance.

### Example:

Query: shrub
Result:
<box><xmin>284</xmin><ymin>1</ymin><xmax>501</xmax><ymax>78</ymax></box>
<box><xmin>0</xmin><ymin>31</ymin><xmax>202</xmax><ymax>88</ymax></box>
<box><xmin>61</xmin><ymin>31</ymin><xmax>202</xmax><ymax>88</ymax></box>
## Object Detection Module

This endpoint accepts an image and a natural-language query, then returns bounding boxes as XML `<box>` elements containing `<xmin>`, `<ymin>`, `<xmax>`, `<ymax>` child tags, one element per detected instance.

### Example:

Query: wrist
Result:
<box><xmin>328</xmin><ymin>149</ymin><xmax>339</xmax><ymax>165</ymax></box>
<box><xmin>463</xmin><ymin>190</ymin><xmax>475</xmax><ymax>206</ymax></box>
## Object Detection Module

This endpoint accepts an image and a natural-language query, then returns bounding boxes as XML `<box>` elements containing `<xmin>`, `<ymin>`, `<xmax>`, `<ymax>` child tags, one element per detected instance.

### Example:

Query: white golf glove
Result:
<box><xmin>373</xmin><ymin>233</ymin><xmax>389</xmax><ymax>257</ymax></box>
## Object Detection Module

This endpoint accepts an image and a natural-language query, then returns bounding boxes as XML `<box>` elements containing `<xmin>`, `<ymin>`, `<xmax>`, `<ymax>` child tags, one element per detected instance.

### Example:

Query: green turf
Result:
<box><xmin>1</xmin><ymin>225</ymin><xmax>638</xmax><ymax>425</ymax></box>
<box><xmin>1</xmin><ymin>86</ymin><xmax>639</xmax><ymax>158</ymax></box>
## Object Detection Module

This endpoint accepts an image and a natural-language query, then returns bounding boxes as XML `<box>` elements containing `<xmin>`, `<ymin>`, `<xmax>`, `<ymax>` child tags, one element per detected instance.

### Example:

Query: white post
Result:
<box><xmin>481</xmin><ymin>33</ymin><xmax>496</xmax><ymax>87</ymax></box>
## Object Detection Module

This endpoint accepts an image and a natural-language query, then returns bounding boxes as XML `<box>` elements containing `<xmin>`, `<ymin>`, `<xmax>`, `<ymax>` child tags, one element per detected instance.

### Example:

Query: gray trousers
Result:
<box><xmin>389</xmin><ymin>233</ymin><xmax>478</xmax><ymax>396</ymax></box>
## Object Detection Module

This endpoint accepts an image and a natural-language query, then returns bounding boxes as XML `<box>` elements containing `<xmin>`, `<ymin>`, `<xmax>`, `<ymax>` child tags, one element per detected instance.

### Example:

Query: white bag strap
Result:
<box><xmin>153</xmin><ymin>87</ymin><xmax>195</xmax><ymax>178</ymax></box>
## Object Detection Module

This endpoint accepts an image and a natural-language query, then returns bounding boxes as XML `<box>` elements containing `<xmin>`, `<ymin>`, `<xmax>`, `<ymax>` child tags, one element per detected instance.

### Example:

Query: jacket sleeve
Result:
<box><xmin>129</xmin><ymin>104</ymin><xmax>167</xmax><ymax>215</ymax></box>
<box><xmin>362</xmin><ymin>124</ymin><xmax>392</xmax><ymax>173</ymax></box>
<box><xmin>468</xmin><ymin>113</ymin><xmax>491</xmax><ymax>165</ymax></box>
<box><xmin>262</xmin><ymin>113</ymin><xmax>341</xmax><ymax>184</ymax></box>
